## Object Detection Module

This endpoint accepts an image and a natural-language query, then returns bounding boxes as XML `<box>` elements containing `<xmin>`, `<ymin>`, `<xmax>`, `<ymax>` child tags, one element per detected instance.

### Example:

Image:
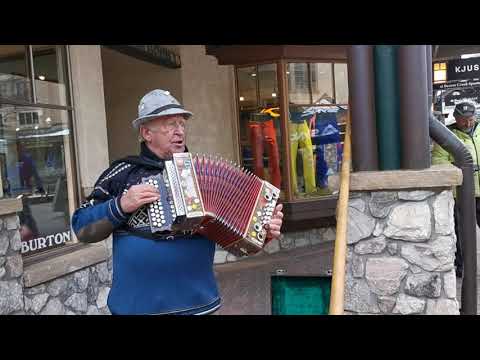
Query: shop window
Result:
<box><xmin>0</xmin><ymin>45</ymin><xmax>78</xmax><ymax>260</ymax></box>
<box><xmin>0</xmin><ymin>45</ymin><xmax>32</xmax><ymax>102</ymax></box>
<box><xmin>237</xmin><ymin>64</ymin><xmax>285</xmax><ymax>198</ymax></box>
<box><xmin>235</xmin><ymin>60</ymin><xmax>348</xmax><ymax>203</ymax></box>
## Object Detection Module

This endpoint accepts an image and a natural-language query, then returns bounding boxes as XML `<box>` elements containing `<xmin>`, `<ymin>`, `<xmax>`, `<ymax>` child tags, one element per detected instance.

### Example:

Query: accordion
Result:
<box><xmin>141</xmin><ymin>153</ymin><xmax>280</xmax><ymax>257</ymax></box>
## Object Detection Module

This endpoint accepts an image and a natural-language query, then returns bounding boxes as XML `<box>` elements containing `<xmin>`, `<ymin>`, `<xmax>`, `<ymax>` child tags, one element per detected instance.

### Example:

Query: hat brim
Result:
<box><xmin>132</xmin><ymin>108</ymin><xmax>193</xmax><ymax>129</ymax></box>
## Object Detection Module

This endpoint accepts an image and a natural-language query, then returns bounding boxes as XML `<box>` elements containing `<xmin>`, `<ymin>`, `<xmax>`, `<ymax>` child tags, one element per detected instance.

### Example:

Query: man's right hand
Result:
<box><xmin>120</xmin><ymin>184</ymin><xmax>160</xmax><ymax>214</ymax></box>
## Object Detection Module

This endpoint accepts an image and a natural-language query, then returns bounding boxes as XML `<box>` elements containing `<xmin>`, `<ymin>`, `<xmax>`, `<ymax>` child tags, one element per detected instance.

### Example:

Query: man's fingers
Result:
<box><xmin>270</xmin><ymin>218</ymin><xmax>283</xmax><ymax>226</ymax></box>
<box><xmin>136</xmin><ymin>191</ymin><xmax>161</xmax><ymax>199</ymax></box>
<box><xmin>139</xmin><ymin>196</ymin><xmax>161</xmax><ymax>205</ymax></box>
<box><xmin>131</xmin><ymin>184</ymin><xmax>159</xmax><ymax>193</ymax></box>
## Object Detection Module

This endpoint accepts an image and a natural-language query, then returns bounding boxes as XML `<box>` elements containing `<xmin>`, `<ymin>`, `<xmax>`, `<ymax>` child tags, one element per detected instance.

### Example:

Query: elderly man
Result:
<box><xmin>71</xmin><ymin>89</ymin><xmax>283</xmax><ymax>315</ymax></box>
<box><xmin>432</xmin><ymin>101</ymin><xmax>480</xmax><ymax>278</ymax></box>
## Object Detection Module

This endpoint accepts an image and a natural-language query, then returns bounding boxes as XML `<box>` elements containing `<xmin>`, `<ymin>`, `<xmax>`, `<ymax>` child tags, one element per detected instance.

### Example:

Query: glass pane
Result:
<box><xmin>0</xmin><ymin>45</ymin><xmax>32</xmax><ymax>102</ymax></box>
<box><xmin>311</xmin><ymin>63</ymin><xmax>333</xmax><ymax>104</ymax></box>
<box><xmin>287</xmin><ymin>104</ymin><xmax>347</xmax><ymax>199</ymax></box>
<box><xmin>258</xmin><ymin>63</ymin><xmax>279</xmax><ymax>108</ymax></box>
<box><xmin>0</xmin><ymin>105</ymin><xmax>76</xmax><ymax>256</ymax></box>
<box><xmin>237</xmin><ymin>66</ymin><xmax>257</xmax><ymax>109</ymax></box>
<box><xmin>287</xmin><ymin>63</ymin><xmax>310</xmax><ymax>104</ymax></box>
<box><xmin>334</xmin><ymin>63</ymin><xmax>349</xmax><ymax>104</ymax></box>
<box><xmin>33</xmin><ymin>45</ymin><xmax>70</xmax><ymax>106</ymax></box>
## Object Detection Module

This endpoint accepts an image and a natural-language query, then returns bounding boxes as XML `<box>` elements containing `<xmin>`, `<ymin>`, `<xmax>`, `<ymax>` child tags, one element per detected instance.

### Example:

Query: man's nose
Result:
<box><xmin>174</xmin><ymin>126</ymin><xmax>185</xmax><ymax>136</ymax></box>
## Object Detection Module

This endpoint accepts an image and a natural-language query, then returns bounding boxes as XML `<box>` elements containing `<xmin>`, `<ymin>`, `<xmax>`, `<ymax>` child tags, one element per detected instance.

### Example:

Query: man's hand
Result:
<box><xmin>265</xmin><ymin>203</ymin><xmax>283</xmax><ymax>242</ymax></box>
<box><xmin>120</xmin><ymin>184</ymin><xmax>160</xmax><ymax>214</ymax></box>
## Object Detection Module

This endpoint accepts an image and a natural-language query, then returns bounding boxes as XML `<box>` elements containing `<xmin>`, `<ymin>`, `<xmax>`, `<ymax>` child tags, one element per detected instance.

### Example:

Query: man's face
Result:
<box><xmin>140</xmin><ymin>115</ymin><xmax>187</xmax><ymax>159</ymax></box>
<box><xmin>455</xmin><ymin>115</ymin><xmax>476</xmax><ymax>131</ymax></box>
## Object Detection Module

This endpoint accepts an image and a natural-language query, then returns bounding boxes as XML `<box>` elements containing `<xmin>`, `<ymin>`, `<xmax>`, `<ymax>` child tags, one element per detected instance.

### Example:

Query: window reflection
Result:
<box><xmin>311</xmin><ymin>63</ymin><xmax>333</xmax><ymax>104</ymax></box>
<box><xmin>334</xmin><ymin>63</ymin><xmax>349</xmax><ymax>104</ymax></box>
<box><xmin>288</xmin><ymin>63</ymin><xmax>310</xmax><ymax>104</ymax></box>
<box><xmin>33</xmin><ymin>45</ymin><xmax>70</xmax><ymax>106</ymax></box>
<box><xmin>237</xmin><ymin>66</ymin><xmax>257</xmax><ymax>109</ymax></box>
<box><xmin>0</xmin><ymin>105</ymin><xmax>75</xmax><ymax>256</ymax></box>
<box><xmin>0</xmin><ymin>45</ymin><xmax>32</xmax><ymax>102</ymax></box>
<box><xmin>258</xmin><ymin>64</ymin><xmax>279</xmax><ymax>107</ymax></box>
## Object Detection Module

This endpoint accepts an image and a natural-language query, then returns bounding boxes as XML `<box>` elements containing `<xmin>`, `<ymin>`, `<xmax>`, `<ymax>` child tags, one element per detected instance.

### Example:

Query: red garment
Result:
<box><xmin>249</xmin><ymin>119</ymin><xmax>281</xmax><ymax>189</ymax></box>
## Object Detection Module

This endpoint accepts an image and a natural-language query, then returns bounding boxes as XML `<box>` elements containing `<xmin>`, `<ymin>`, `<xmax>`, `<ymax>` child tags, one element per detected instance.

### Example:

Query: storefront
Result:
<box><xmin>0</xmin><ymin>45</ymin><xmax>465</xmax><ymax>315</ymax></box>
<box><xmin>0</xmin><ymin>45</ymin><xmax>345</xmax><ymax>314</ymax></box>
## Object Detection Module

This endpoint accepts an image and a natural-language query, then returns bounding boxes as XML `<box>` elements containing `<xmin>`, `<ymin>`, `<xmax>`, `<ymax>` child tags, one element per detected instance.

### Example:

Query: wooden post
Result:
<box><xmin>329</xmin><ymin>110</ymin><xmax>352</xmax><ymax>315</ymax></box>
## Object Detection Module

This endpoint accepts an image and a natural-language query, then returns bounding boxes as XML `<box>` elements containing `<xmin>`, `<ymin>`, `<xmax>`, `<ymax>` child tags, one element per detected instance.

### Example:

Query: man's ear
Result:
<box><xmin>139</xmin><ymin>126</ymin><xmax>150</xmax><ymax>142</ymax></box>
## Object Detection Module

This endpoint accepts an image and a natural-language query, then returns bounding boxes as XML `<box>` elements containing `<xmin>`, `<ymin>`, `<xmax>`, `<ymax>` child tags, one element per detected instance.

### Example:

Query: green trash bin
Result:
<box><xmin>271</xmin><ymin>275</ymin><xmax>332</xmax><ymax>315</ymax></box>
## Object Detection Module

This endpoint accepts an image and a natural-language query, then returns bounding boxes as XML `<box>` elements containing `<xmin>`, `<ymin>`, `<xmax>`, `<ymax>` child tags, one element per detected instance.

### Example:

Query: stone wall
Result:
<box><xmin>0</xmin><ymin>213</ymin><xmax>24</xmax><ymax>314</ymax></box>
<box><xmin>22</xmin><ymin>261</ymin><xmax>112</xmax><ymax>315</ymax></box>
<box><xmin>345</xmin><ymin>190</ymin><xmax>460</xmax><ymax>315</ymax></box>
<box><xmin>0</xmin><ymin>210</ymin><xmax>112</xmax><ymax>315</ymax></box>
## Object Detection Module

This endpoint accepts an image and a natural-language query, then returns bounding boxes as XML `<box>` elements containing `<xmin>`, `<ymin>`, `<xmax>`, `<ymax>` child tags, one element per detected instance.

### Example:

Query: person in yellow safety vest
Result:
<box><xmin>431</xmin><ymin>102</ymin><xmax>480</xmax><ymax>279</ymax></box>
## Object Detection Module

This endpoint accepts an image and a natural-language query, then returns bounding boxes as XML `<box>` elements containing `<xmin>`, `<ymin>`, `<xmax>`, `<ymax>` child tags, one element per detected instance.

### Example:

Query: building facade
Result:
<box><xmin>0</xmin><ymin>45</ymin><xmax>471</xmax><ymax>315</ymax></box>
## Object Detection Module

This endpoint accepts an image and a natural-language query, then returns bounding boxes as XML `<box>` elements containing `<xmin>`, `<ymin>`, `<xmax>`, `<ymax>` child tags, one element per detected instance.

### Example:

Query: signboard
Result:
<box><xmin>21</xmin><ymin>230</ymin><xmax>71</xmax><ymax>254</ymax></box>
<box><xmin>447</xmin><ymin>57</ymin><xmax>480</xmax><ymax>82</ymax></box>
<box><xmin>105</xmin><ymin>45</ymin><xmax>181</xmax><ymax>69</ymax></box>
<box><xmin>271</xmin><ymin>276</ymin><xmax>331</xmax><ymax>315</ymax></box>
<box><xmin>434</xmin><ymin>57</ymin><xmax>480</xmax><ymax>89</ymax></box>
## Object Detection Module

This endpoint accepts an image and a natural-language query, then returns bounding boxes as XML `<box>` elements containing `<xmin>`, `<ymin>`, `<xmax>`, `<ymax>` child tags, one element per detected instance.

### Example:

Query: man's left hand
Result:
<box><xmin>265</xmin><ymin>203</ymin><xmax>283</xmax><ymax>241</ymax></box>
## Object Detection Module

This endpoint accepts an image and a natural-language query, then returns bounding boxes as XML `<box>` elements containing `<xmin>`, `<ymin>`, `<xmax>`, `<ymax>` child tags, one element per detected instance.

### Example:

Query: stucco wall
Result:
<box><xmin>178</xmin><ymin>45</ymin><xmax>239</xmax><ymax>162</ymax></box>
<box><xmin>101</xmin><ymin>46</ymin><xmax>184</xmax><ymax>163</ymax></box>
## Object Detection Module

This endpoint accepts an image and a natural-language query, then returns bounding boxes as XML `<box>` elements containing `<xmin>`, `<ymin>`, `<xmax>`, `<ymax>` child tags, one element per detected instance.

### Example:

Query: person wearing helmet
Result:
<box><xmin>432</xmin><ymin>101</ymin><xmax>480</xmax><ymax>279</ymax></box>
<box><xmin>71</xmin><ymin>89</ymin><xmax>284</xmax><ymax>315</ymax></box>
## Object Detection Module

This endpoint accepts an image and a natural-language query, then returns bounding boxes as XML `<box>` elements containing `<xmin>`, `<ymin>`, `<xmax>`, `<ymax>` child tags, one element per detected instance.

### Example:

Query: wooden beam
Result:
<box><xmin>328</xmin><ymin>164</ymin><xmax>463</xmax><ymax>192</ymax></box>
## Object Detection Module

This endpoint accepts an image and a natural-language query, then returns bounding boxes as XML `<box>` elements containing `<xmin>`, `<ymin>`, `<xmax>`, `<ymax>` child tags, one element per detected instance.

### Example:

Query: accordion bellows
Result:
<box><xmin>142</xmin><ymin>153</ymin><xmax>280</xmax><ymax>257</ymax></box>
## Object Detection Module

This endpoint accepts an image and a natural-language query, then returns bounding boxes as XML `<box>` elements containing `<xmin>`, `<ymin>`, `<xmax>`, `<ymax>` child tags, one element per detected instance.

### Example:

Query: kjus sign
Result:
<box><xmin>434</xmin><ymin>57</ymin><xmax>480</xmax><ymax>89</ymax></box>
<box><xmin>447</xmin><ymin>57</ymin><xmax>480</xmax><ymax>82</ymax></box>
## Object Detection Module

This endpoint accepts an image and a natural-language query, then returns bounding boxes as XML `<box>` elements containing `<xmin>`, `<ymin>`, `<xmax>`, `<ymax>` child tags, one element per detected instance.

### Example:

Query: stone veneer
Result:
<box><xmin>0</xmin><ymin>210</ymin><xmax>112</xmax><ymax>315</ymax></box>
<box><xmin>344</xmin><ymin>190</ymin><xmax>459</xmax><ymax>315</ymax></box>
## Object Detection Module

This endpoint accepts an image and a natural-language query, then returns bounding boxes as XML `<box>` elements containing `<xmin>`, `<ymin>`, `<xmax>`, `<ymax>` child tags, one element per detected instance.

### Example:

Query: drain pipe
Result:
<box><xmin>429</xmin><ymin>113</ymin><xmax>477</xmax><ymax>315</ymax></box>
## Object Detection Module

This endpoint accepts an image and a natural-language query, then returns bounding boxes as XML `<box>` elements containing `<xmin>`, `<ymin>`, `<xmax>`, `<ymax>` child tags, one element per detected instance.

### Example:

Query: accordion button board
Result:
<box><xmin>142</xmin><ymin>175</ymin><xmax>176</xmax><ymax>233</ymax></box>
<box><xmin>142</xmin><ymin>152</ymin><xmax>281</xmax><ymax>257</ymax></box>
